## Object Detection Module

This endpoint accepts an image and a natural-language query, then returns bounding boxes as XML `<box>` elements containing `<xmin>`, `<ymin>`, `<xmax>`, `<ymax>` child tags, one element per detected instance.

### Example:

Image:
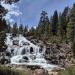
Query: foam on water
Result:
<box><xmin>6</xmin><ymin>34</ymin><xmax>58</xmax><ymax>70</ymax></box>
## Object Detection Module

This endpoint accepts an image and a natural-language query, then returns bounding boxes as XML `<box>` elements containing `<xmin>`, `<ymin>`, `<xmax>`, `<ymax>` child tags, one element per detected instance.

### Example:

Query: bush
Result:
<box><xmin>0</xmin><ymin>65</ymin><xmax>30</xmax><ymax>75</ymax></box>
<box><xmin>48</xmin><ymin>36</ymin><xmax>62</xmax><ymax>43</ymax></box>
<box><xmin>58</xmin><ymin>66</ymin><xmax>75</xmax><ymax>75</ymax></box>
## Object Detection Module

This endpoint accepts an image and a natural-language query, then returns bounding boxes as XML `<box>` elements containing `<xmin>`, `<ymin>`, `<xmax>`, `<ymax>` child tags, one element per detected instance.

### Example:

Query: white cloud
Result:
<box><xmin>8</xmin><ymin>10</ymin><xmax>22</xmax><ymax>16</ymax></box>
<box><xmin>1</xmin><ymin>1</ymin><xmax>22</xmax><ymax>23</ymax></box>
<box><xmin>3</xmin><ymin>14</ymin><xmax>14</xmax><ymax>23</ymax></box>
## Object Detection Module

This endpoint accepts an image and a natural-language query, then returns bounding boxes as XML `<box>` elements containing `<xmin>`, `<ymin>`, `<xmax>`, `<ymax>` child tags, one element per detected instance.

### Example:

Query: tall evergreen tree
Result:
<box><xmin>0</xmin><ymin>31</ymin><xmax>7</xmax><ymax>52</ymax></box>
<box><xmin>12</xmin><ymin>23</ymin><xmax>18</xmax><ymax>37</ymax></box>
<box><xmin>67</xmin><ymin>4</ymin><xmax>75</xmax><ymax>42</ymax></box>
<box><xmin>6</xmin><ymin>23</ymin><xmax>11</xmax><ymax>33</ymax></box>
<box><xmin>0</xmin><ymin>5</ymin><xmax>7</xmax><ymax>18</ymax></box>
<box><xmin>37</xmin><ymin>11</ymin><xmax>50</xmax><ymax>39</ymax></box>
<box><xmin>58</xmin><ymin>13</ymin><xmax>62</xmax><ymax>36</ymax></box>
<box><xmin>59</xmin><ymin>7</ymin><xmax>69</xmax><ymax>40</ymax></box>
<box><xmin>0</xmin><ymin>17</ymin><xmax>7</xmax><ymax>52</ymax></box>
<box><xmin>19</xmin><ymin>24</ymin><xmax>23</xmax><ymax>34</ymax></box>
<box><xmin>0</xmin><ymin>19</ymin><xmax>7</xmax><ymax>32</ymax></box>
<box><xmin>0</xmin><ymin>3</ymin><xmax>8</xmax><ymax>52</ymax></box>
<box><xmin>67</xmin><ymin>4</ymin><xmax>75</xmax><ymax>57</ymax></box>
<box><xmin>51</xmin><ymin>10</ymin><xmax>58</xmax><ymax>35</ymax></box>
<box><xmin>23</xmin><ymin>25</ymin><xmax>28</xmax><ymax>36</ymax></box>
<box><xmin>0</xmin><ymin>4</ymin><xmax>7</xmax><ymax>32</ymax></box>
<box><xmin>30</xmin><ymin>27</ymin><xmax>36</xmax><ymax>36</ymax></box>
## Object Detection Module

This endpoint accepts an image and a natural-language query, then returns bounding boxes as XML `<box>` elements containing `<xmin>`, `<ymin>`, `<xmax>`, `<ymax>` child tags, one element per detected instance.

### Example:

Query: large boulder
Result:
<box><xmin>0</xmin><ymin>52</ymin><xmax>10</xmax><ymax>64</ymax></box>
<box><xmin>33</xmin><ymin>69</ymin><xmax>49</xmax><ymax>75</ymax></box>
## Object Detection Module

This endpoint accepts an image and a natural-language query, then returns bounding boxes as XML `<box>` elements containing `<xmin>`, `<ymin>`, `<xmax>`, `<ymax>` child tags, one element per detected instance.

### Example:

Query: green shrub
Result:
<box><xmin>58</xmin><ymin>66</ymin><xmax>75</xmax><ymax>75</ymax></box>
<box><xmin>0</xmin><ymin>65</ymin><xmax>30</xmax><ymax>75</ymax></box>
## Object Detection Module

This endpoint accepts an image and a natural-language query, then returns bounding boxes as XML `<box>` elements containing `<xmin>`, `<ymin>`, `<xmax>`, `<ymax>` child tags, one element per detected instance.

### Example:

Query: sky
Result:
<box><xmin>14</xmin><ymin>0</ymin><xmax>75</xmax><ymax>27</ymax></box>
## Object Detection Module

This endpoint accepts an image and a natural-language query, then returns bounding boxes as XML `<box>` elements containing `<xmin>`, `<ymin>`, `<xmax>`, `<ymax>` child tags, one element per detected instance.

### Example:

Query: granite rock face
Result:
<box><xmin>45</xmin><ymin>43</ymin><xmax>73</xmax><ymax>67</ymax></box>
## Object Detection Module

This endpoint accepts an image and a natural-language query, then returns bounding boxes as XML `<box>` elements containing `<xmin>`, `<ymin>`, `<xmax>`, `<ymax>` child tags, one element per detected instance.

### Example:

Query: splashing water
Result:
<box><xmin>6</xmin><ymin>34</ymin><xmax>58</xmax><ymax>70</ymax></box>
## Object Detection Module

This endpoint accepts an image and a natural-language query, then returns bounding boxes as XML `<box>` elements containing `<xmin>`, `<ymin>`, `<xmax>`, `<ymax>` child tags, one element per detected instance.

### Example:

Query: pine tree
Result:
<box><xmin>23</xmin><ymin>25</ymin><xmax>28</xmax><ymax>36</ymax></box>
<box><xmin>51</xmin><ymin>10</ymin><xmax>58</xmax><ymax>35</ymax></box>
<box><xmin>30</xmin><ymin>27</ymin><xmax>36</xmax><ymax>37</ymax></box>
<box><xmin>19</xmin><ymin>24</ymin><xmax>23</xmax><ymax>34</ymax></box>
<box><xmin>59</xmin><ymin>7</ymin><xmax>69</xmax><ymax>41</ymax></box>
<box><xmin>0</xmin><ymin>4</ymin><xmax>7</xmax><ymax>32</ymax></box>
<box><xmin>0</xmin><ymin>10</ymin><xmax>7</xmax><ymax>51</ymax></box>
<box><xmin>0</xmin><ymin>19</ymin><xmax>7</xmax><ymax>32</ymax></box>
<box><xmin>67</xmin><ymin>4</ymin><xmax>75</xmax><ymax>42</ymax></box>
<box><xmin>7</xmin><ymin>23</ymin><xmax>11</xmax><ymax>33</ymax></box>
<box><xmin>0</xmin><ymin>31</ymin><xmax>7</xmax><ymax>52</ymax></box>
<box><xmin>67</xmin><ymin>4</ymin><xmax>75</xmax><ymax>57</ymax></box>
<box><xmin>12</xmin><ymin>23</ymin><xmax>18</xmax><ymax>37</ymax></box>
<box><xmin>0</xmin><ymin>5</ymin><xmax>7</xmax><ymax>18</ymax></box>
<box><xmin>57</xmin><ymin>13</ymin><xmax>63</xmax><ymax>41</ymax></box>
<box><xmin>0</xmin><ymin>4</ymin><xmax>8</xmax><ymax>52</ymax></box>
<box><xmin>37</xmin><ymin>11</ymin><xmax>50</xmax><ymax>39</ymax></box>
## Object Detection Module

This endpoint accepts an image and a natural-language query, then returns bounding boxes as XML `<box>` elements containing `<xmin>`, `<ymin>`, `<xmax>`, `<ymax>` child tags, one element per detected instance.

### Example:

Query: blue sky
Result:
<box><xmin>15</xmin><ymin>0</ymin><xmax>75</xmax><ymax>27</ymax></box>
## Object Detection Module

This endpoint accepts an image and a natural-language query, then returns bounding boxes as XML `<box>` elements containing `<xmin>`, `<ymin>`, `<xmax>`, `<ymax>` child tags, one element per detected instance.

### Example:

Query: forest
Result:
<box><xmin>0</xmin><ymin>0</ymin><xmax>75</xmax><ymax>75</ymax></box>
<box><xmin>1</xmin><ymin>2</ymin><xmax>75</xmax><ymax>56</ymax></box>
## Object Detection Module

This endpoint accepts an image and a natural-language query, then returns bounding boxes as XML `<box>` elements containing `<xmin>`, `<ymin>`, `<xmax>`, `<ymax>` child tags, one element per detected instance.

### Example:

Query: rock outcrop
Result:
<box><xmin>45</xmin><ymin>42</ymin><xmax>73</xmax><ymax>67</ymax></box>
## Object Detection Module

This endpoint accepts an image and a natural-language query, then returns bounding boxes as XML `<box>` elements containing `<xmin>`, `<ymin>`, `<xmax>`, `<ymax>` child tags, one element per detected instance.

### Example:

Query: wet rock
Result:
<box><xmin>33</xmin><ymin>69</ymin><xmax>49</xmax><ymax>75</ymax></box>
<box><xmin>0</xmin><ymin>56</ymin><xmax>10</xmax><ymax>64</ymax></box>
<box><xmin>0</xmin><ymin>52</ymin><xmax>10</xmax><ymax>64</ymax></box>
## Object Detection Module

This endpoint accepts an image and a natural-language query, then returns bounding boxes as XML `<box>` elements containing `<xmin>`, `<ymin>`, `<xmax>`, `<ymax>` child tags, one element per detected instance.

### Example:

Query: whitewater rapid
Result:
<box><xmin>6</xmin><ymin>34</ymin><xmax>59</xmax><ymax>70</ymax></box>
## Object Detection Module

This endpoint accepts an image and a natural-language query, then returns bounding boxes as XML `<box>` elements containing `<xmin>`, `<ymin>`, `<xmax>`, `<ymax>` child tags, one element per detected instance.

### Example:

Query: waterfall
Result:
<box><xmin>6</xmin><ymin>33</ymin><xmax>58</xmax><ymax>70</ymax></box>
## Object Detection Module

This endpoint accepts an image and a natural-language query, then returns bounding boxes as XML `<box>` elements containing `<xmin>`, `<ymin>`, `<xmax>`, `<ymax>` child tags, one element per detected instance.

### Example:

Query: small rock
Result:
<box><xmin>33</xmin><ymin>69</ymin><xmax>48</xmax><ymax>75</ymax></box>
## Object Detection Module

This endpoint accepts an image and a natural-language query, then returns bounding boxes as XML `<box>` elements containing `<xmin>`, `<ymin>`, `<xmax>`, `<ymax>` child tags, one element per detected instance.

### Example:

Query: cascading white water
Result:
<box><xmin>6</xmin><ymin>34</ymin><xmax>58</xmax><ymax>70</ymax></box>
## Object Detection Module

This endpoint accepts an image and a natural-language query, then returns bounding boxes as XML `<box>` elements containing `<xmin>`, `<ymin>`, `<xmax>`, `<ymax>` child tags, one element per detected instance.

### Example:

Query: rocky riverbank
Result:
<box><xmin>4</xmin><ymin>64</ymin><xmax>64</xmax><ymax>75</ymax></box>
<box><xmin>45</xmin><ymin>42</ymin><xmax>75</xmax><ymax>67</ymax></box>
<box><xmin>0</xmin><ymin>37</ymin><xmax>75</xmax><ymax>75</ymax></box>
